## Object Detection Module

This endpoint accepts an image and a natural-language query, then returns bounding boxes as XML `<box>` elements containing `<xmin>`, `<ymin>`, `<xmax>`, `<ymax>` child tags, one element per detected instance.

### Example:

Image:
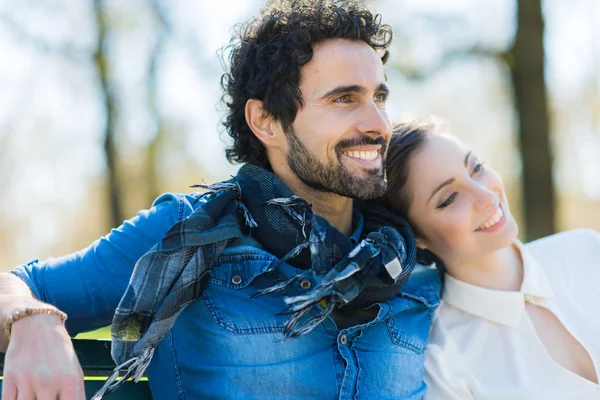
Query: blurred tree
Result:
<box><xmin>511</xmin><ymin>0</ymin><xmax>555</xmax><ymax>241</ymax></box>
<box><xmin>145</xmin><ymin>0</ymin><xmax>169</xmax><ymax>205</ymax></box>
<box><xmin>93</xmin><ymin>0</ymin><xmax>124</xmax><ymax>228</ymax></box>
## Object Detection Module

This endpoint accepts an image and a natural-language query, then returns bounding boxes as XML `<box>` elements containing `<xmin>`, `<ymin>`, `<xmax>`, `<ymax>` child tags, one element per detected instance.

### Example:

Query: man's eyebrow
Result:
<box><xmin>319</xmin><ymin>83</ymin><xmax>389</xmax><ymax>100</ymax></box>
<box><xmin>320</xmin><ymin>85</ymin><xmax>365</xmax><ymax>100</ymax></box>
<box><xmin>376</xmin><ymin>83</ymin><xmax>390</xmax><ymax>94</ymax></box>
<box><xmin>427</xmin><ymin>151</ymin><xmax>473</xmax><ymax>204</ymax></box>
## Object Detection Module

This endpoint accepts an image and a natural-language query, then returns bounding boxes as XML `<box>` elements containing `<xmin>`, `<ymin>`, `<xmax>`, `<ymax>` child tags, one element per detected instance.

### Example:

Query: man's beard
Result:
<box><xmin>285</xmin><ymin>126</ymin><xmax>388</xmax><ymax>200</ymax></box>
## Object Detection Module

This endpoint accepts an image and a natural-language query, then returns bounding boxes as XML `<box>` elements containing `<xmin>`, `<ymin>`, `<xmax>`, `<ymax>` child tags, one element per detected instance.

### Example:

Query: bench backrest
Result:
<box><xmin>0</xmin><ymin>339</ymin><xmax>152</xmax><ymax>399</ymax></box>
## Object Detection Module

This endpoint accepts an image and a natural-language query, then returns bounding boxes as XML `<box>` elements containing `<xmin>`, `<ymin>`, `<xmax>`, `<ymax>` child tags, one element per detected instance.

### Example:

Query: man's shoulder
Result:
<box><xmin>151</xmin><ymin>192</ymin><xmax>205</xmax><ymax>222</ymax></box>
<box><xmin>402</xmin><ymin>264</ymin><xmax>442</xmax><ymax>300</ymax></box>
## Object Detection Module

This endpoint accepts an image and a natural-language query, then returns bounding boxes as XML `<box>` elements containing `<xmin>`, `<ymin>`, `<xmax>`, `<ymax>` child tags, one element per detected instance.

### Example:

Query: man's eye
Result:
<box><xmin>437</xmin><ymin>193</ymin><xmax>457</xmax><ymax>209</ymax></box>
<box><xmin>374</xmin><ymin>92</ymin><xmax>388</xmax><ymax>102</ymax></box>
<box><xmin>334</xmin><ymin>95</ymin><xmax>351</xmax><ymax>103</ymax></box>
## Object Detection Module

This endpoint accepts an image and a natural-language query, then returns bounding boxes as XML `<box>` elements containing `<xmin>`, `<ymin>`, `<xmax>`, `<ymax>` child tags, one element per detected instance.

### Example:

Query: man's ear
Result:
<box><xmin>245</xmin><ymin>99</ymin><xmax>282</xmax><ymax>148</ymax></box>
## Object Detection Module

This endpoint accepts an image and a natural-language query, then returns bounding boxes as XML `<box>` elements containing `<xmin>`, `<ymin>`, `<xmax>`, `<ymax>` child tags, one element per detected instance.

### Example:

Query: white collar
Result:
<box><xmin>442</xmin><ymin>241</ymin><xmax>555</xmax><ymax>328</ymax></box>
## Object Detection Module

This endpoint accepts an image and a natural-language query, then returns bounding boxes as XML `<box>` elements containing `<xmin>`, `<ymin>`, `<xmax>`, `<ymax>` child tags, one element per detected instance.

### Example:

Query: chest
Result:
<box><xmin>144</xmin><ymin>276</ymin><xmax>439</xmax><ymax>400</ymax></box>
<box><xmin>525</xmin><ymin>302</ymin><xmax>598</xmax><ymax>384</ymax></box>
<box><xmin>458</xmin><ymin>298</ymin><xmax>600</xmax><ymax>399</ymax></box>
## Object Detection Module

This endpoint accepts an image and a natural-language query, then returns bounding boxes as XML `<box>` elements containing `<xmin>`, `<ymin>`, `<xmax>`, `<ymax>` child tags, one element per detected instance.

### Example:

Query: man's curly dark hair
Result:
<box><xmin>221</xmin><ymin>0</ymin><xmax>393</xmax><ymax>168</ymax></box>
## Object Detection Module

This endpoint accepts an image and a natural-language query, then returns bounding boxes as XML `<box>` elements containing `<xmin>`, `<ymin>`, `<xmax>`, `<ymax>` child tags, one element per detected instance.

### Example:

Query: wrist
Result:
<box><xmin>5</xmin><ymin>306</ymin><xmax>67</xmax><ymax>340</ymax></box>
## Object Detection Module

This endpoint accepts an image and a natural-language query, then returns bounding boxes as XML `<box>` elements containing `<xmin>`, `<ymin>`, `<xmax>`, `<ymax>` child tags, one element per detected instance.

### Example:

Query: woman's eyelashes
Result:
<box><xmin>437</xmin><ymin>193</ymin><xmax>457</xmax><ymax>209</ymax></box>
<box><xmin>472</xmin><ymin>161</ymin><xmax>485</xmax><ymax>175</ymax></box>
<box><xmin>436</xmin><ymin>160</ymin><xmax>486</xmax><ymax>209</ymax></box>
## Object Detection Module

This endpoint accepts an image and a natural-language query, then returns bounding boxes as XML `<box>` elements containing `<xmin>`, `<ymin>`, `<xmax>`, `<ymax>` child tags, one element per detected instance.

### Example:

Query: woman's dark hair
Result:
<box><xmin>381</xmin><ymin>119</ymin><xmax>445</xmax><ymax>268</ymax></box>
<box><xmin>381</xmin><ymin>119</ymin><xmax>441</xmax><ymax>219</ymax></box>
<box><xmin>221</xmin><ymin>0</ymin><xmax>393</xmax><ymax>168</ymax></box>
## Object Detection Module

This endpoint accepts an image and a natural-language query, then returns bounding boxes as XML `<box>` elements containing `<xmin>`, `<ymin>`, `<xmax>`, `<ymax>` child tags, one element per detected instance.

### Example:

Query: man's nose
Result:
<box><xmin>355</xmin><ymin>101</ymin><xmax>391</xmax><ymax>139</ymax></box>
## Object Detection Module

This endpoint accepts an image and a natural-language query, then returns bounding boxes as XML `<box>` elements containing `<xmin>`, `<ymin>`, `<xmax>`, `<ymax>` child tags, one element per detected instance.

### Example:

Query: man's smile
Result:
<box><xmin>341</xmin><ymin>145</ymin><xmax>383</xmax><ymax>167</ymax></box>
<box><xmin>341</xmin><ymin>150</ymin><xmax>380</xmax><ymax>161</ymax></box>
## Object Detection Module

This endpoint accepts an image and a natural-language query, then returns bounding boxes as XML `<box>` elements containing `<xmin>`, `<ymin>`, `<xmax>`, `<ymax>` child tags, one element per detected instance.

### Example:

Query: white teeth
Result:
<box><xmin>477</xmin><ymin>207</ymin><xmax>504</xmax><ymax>231</ymax></box>
<box><xmin>343</xmin><ymin>150</ymin><xmax>378</xmax><ymax>161</ymax></box>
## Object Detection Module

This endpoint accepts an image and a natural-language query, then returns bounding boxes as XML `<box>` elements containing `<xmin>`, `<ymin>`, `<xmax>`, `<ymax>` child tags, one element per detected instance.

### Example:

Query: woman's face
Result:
<box><xmin>405</xmin><ymin>134</ymin><xmax>519</xmax><ymax>265</ymax></box>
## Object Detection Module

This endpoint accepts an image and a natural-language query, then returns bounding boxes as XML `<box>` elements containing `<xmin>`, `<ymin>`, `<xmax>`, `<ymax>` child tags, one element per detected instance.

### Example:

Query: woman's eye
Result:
<box><xmin>472</xmin><ymin>162</ymin><xmax>485</xmax><ymax>174</ymax></box>
<box><xmin>437</xmin><ymin>193</ymin><xmax>457</xmax><ymax>209</ymax></box>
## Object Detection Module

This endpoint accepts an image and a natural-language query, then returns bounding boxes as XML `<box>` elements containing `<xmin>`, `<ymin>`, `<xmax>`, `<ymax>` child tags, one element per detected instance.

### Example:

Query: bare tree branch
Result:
<box><xmin>0</xmin><ymin>13</ymin><xmax>89</xmax><ymax>63</ymax></box>
<box><xmin>389</xmin><ymin>46</ymin><xmax>511</xmax><ymax>81</ymax></box>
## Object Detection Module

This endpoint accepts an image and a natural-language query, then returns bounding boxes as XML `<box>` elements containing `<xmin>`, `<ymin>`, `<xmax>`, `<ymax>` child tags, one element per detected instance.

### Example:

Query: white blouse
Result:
<box><xmin>424</xmin><ymin>229</ymin><xmax>600</xmax><ymax>400</ymax></box>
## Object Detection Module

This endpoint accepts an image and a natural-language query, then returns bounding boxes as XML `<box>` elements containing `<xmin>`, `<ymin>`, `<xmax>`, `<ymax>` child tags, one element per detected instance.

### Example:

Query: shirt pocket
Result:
<box><xmin>386</xmin><ymin>290</ymin><xmax>440</xmax><ymax>354</ymax></box>
<box><xmin>201</xmin><ymin>256</ymin><xmax>291</xmax><ymax>335</ymax></box>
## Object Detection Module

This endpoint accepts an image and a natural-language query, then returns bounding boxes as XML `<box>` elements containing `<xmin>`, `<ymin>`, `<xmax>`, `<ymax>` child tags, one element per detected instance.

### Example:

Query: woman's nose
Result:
<box><xmin>473</xmin><ymin>185</ymin><xmax>497</xmax><ymax>212</ymax></box>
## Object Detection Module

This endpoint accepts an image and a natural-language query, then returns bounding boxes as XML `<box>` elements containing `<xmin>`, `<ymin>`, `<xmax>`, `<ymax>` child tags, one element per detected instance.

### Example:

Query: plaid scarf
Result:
<box><xmin>92</xmin><ymin>164</ymin><xmax>416</xmax><ymax>399</ymax></box>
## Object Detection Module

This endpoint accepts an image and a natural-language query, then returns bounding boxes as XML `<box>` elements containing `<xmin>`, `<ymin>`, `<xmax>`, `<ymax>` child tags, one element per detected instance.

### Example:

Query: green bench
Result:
<box><xmin>0</xmin><ymin>339</ymin><xmax>152</xmax><ymax>399</ymax></box>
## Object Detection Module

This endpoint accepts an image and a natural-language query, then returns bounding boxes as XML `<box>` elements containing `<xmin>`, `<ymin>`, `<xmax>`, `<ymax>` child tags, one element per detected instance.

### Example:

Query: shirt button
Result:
<box><xmin>300</xmin><ymin>280</ymin><xmax>312</xmax><ymax>290</ymax></box>
<box><xmin>231</xmin><ymin>275</ymin><xmax>243</xmax><ymax>285</ymax></box>
<box><xmin>524</xmin><ymin>294</ymin><xmax>535</xmax><ymax>303</ymax></box>
<box><xmin>340</xmin><ymin>335</ymin><xmax>348</xmax><ymax>345</ymax></box>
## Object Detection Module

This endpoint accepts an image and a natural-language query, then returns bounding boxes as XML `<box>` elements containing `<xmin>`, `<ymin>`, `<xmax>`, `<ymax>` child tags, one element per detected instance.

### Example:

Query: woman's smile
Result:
<box><xmin>475</xmin><ymin>204</ymin><xmax>506</xmax><ymax>232</ymax></box>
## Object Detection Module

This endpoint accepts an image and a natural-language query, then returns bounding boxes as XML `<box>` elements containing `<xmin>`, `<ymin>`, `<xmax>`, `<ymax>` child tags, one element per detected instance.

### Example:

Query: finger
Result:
<box><xmin>56</xmin><ymin>376</ymin><xmax>86</xmax><ymax>400</ymax></box>
<box><xmin>15</xmin><ymin>383</ymin><xmax>35</xmax><ymax>400</ymax></box>
<box><xmin>2</xmin><ymin>378</ymin><xmax>18</xmax><ymax>400</ymax></box>
<box><xmin>36</xmin><ymin>387</ymin><xmax>60</xmax><ymax>400</ymax></box>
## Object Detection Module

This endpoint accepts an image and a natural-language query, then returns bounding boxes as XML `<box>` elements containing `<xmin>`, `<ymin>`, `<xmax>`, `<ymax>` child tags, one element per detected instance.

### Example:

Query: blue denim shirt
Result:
<box><xmin>12</xmin><ymin>193</ymin><xmax>441</xmax><ymax>400</ymax></box>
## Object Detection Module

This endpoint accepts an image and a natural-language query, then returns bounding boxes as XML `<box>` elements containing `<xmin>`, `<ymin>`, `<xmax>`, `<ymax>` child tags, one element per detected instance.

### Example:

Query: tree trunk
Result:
<box><xmin>93</xmin><ymin>0</ymin><xmax>124</xmax><ymax>228</ymax></box>
<box><xmin>511</xmin><ymin>0</ymin><xmax>555</xmax><ymax>241</ymax></box>
<box><xmin>146</xmin><ymin>0</ymin><xmax>168</xmax><ymax>205</ymax></box>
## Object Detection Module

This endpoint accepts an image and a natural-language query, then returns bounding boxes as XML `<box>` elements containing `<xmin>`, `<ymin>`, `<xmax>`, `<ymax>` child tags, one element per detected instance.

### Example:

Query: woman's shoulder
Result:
<box><xmin>525</xmin><ymin>228</ymin><xmax>600</xmax><ymax>258</ymax></box>
<box><xmin>524</xmin><ymin>229</ymin><xmax>600</xmax><ymax>281</ymax></box>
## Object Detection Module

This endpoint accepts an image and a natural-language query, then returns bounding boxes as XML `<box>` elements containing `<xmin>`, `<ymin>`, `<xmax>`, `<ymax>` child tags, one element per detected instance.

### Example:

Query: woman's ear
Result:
<box><xmin>245</xmin><ymin>99</ymin><xmax>283</xmax><ymax>149</ymax></box>
<box><xmin>415</xmin><ymin>237</ymin><xmax>427</xmax><ymax>250</ymax></box>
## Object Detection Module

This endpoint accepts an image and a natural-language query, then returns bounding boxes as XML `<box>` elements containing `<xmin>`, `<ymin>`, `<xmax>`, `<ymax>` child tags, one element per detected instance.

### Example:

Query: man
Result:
<box><xmin>0</xmin><ymin>1</ymin><xmax>441</xmax><ymax>399</ymax></box>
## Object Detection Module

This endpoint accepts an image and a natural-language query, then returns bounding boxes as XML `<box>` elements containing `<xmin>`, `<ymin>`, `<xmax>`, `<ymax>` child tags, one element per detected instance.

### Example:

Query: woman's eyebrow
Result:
<box><xmin>427</xmin><ymin>150</ymin><xmax>474</xmax><ymax>204</ymax></box>
<box><xmin>464</xmin><ymin>150</ymin><xmax>473</xmax><ymax>167</ymax></box>
<box><xmin>428</xmin><ymin>178</ymin><xmax>454</xmax><ymax>204</ymax></box>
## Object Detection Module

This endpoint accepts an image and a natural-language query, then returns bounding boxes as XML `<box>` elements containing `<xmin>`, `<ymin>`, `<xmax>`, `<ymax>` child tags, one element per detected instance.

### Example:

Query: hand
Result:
<box><xmin>2</xmin><ymin>314</ymin><xmax>85</xmax><ymax>400</ymax></box>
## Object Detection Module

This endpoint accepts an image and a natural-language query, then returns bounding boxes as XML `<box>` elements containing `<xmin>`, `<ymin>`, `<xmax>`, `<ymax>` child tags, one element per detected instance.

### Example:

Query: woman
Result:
<box><xmin>382</xmin><ymin>120</ymin><xmax>600</xmax><ymax>399</ymax></box>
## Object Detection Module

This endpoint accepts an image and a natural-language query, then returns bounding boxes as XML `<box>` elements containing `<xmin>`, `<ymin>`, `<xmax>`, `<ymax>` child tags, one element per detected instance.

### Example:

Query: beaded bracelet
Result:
<box><xmin>4</xmin><ymin>307</ymin><xmax>68</xmax><ymax>340</ymax></box>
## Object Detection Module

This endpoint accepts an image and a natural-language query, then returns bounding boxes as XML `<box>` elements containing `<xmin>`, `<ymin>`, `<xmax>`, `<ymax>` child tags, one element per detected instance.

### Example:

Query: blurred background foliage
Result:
<box><xmin>0</xmin><ymin>0</ymin><xmax>599</xmax><ymax>271</ymax></box>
